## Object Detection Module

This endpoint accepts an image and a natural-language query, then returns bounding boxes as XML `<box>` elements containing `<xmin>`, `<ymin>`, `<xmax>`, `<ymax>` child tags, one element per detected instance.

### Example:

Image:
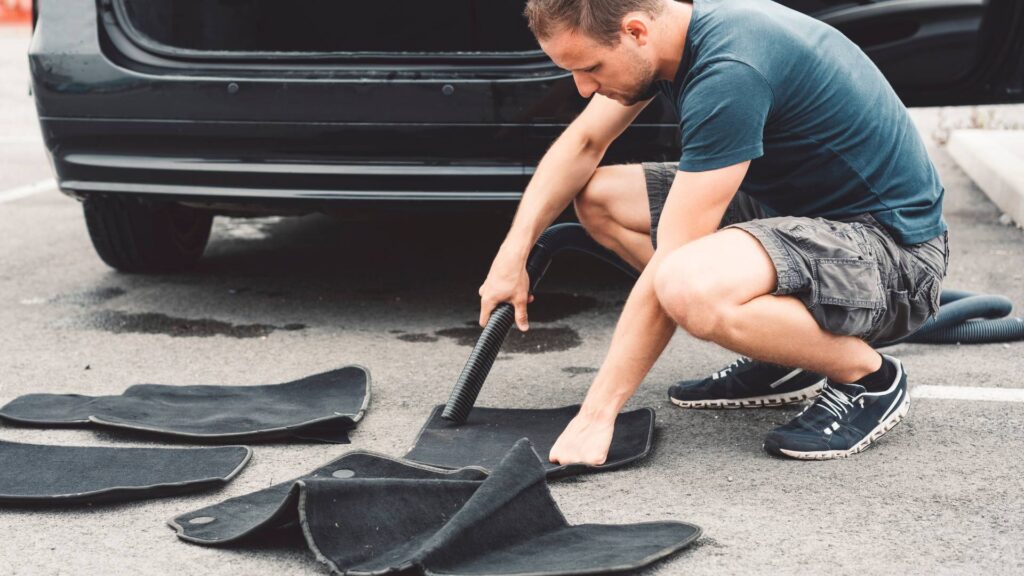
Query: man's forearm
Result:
<box><xmin>501</xmin><ymin>130</ymin><xmax>606</xmax><ymax>259</ymax></box>
<box><xmin>579</xmin><ymin>251</ymin><xmax>677</xmax><ymax>419</ymax></box>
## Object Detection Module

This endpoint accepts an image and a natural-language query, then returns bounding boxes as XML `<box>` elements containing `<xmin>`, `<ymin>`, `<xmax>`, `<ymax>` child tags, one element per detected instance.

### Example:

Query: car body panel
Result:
<box><xmin>29</xmin><ymin>0</ymin><xmax>1024</xmax><ymax>209</ymax></box>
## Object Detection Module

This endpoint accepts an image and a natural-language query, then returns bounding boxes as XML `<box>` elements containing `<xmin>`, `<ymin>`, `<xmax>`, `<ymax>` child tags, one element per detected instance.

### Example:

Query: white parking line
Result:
<box><xmin>913</xmin><ymin>385</ymin><xmax>1024</xmax><ymax>403</ymax></box>
<box><xmin>0</xmin><ymin>179</ymin><xmax>56</xmax><ymax>205</ymax></box>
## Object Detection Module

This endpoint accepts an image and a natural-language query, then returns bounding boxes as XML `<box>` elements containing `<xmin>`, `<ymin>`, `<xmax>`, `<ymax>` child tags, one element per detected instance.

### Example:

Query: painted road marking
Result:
<box><xmin>0</xmin><ymin>179</ymin><xmax>56</xmax><ymax>205</ymax></box>
<box><xmin>914</xmin><ymin>385</ymin><xmax>1024</xmax><ymax>403</ymax></box>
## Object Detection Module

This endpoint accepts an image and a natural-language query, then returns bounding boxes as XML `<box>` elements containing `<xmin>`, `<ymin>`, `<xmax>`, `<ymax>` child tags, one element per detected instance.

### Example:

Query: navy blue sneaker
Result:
<box><xmin>668</xmin><ymin>357</ymin><xmax>825</xmax><ymax>409</ymax></box>
<box><xmin>763</xmin><ymin>355</ymin><xmax>910</xmax><ymax>460</ymax></box>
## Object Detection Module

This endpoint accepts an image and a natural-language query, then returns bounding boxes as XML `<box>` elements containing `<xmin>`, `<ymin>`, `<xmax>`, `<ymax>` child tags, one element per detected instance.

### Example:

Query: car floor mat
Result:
<box><xmin>0</xmin><ymin>439</ymin><xmax>251</xmax><ymax>506</ymax></box>
<box><xmin>170</xmin><ymin>451</ymin><xmax>489</xmax><ymax>545</ymax></box>
<box><xmin>0</xmin><ymin>366</ymin><xmax>369</xmax><ymax>443</ymax></box>
<box><xmin>404</xmin><ymin>405</ymin><xmax>655</xmax><ymax>478</ymax></box>
<box><xmin>299</xmin><ymin>439</ymin><xmax>700</xmax><ymax>576</ymax></box>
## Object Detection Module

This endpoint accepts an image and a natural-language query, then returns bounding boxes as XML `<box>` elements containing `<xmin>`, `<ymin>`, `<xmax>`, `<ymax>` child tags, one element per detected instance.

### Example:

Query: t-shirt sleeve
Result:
<box><xmin>677</xmin><ymin>60</ymin><xmax>773</xmax><ymax>172</ymax></box>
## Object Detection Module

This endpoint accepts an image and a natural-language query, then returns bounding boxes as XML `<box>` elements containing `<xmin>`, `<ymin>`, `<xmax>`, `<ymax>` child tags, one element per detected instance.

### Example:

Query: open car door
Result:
<box><xmin>778</xmin><ymin>0</ymin><xmax>1024</xmax><ymax>106</ymax></box>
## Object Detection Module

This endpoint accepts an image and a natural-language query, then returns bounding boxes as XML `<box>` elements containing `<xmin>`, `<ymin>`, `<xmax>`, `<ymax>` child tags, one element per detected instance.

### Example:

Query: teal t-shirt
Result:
<box><xmin>658</xmin><ymin>0</ymin><xmax>946</xmax><ymax>245</ymax></box>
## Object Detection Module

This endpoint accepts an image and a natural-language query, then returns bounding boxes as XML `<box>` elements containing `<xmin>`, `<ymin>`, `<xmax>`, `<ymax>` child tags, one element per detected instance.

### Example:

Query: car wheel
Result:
<box><xmin>83</xmin><ymin>195</ymin><xmax>214</xmax><ymax>273</ymax></box>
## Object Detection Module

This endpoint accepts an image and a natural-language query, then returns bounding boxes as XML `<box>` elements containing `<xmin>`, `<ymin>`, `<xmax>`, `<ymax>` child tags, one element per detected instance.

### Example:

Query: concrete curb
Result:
<box><xmin>947</xmin><ymin>129</ymin><xmax>1024</xmax><ymax>228</ymax></box>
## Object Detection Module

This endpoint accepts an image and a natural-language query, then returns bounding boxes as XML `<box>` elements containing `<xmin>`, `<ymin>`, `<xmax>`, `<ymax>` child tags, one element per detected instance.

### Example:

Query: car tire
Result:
<box><xmin>83</xmin><ymin>195</ymin><xmax>214</xmax><ymax>273</ymax></box>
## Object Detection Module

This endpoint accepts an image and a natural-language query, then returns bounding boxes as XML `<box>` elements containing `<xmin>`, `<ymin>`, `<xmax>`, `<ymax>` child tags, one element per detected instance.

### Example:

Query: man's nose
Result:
<box><xmin>572</xmin><ymin>72</ymin><xmax>598</xmax><ymax>98</ymax></box>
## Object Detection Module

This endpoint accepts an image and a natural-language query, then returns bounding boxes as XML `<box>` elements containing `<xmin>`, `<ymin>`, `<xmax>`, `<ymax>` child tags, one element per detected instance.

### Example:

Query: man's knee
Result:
<box><xmin>654</xmin><ymin>248</ymin><xmax>732</xmax><ymax>340</ymax></box>
<box><xmin>573</xmin><ymin>167</ymin><xmax>616</xmax><ymax>234</ymax></box>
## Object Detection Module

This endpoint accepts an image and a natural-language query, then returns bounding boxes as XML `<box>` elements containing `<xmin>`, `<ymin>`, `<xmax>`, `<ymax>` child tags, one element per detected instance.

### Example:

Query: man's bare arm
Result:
<box><xmin>478</xmin><ymin>94</ymin><xmax>651</xmax><ymax>331</ymax></box>
<box><xmin>548</xmin><ymin>160</ymin><xmax>751</xmax><ymax>466</ymax></box>
<box><xmin>503</xmin><ymin>94</ymin><xmax>651</xmax><ymax>256</ymax></box>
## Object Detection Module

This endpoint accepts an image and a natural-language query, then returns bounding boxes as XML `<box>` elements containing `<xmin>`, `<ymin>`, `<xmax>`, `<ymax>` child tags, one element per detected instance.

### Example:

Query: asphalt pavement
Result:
<box><xmin>1</xmin><ymin>25</ymin><xmax>1023</xmax><ymax>576</ymax></box>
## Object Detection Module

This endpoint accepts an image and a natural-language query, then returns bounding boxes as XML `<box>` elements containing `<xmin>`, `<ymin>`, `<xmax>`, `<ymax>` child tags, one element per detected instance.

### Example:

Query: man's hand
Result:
<box><xmin>548</xmin><ymin>411</ymin><xmax>616</xmax><ymax>466</ymax></box>
<box><xmin>478</xmin><ymin>249</ymin><xmax>534</xmax><ymax>331</ymax></box>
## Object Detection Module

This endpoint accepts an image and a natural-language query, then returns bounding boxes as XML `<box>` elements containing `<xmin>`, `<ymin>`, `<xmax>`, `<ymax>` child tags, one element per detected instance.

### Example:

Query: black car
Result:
<box><xmin>30</xmin><ymin>0</ymin><xmax>1024</xmax><ymax>272</ymax></box>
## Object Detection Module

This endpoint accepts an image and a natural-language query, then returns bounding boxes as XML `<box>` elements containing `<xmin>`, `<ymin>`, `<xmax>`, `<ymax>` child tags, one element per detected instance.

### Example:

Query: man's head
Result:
<box><xmin>524</xmin><ymin>0</ymin><xmax>668</xmax><ymax>105</ymax></box>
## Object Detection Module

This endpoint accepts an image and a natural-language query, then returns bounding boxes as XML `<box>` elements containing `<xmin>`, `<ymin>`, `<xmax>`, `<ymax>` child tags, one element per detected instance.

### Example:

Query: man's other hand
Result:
<box><xmin>548</xmin><ymin>412</ymin><xmax>615</xmax><ymax>466</ymax></box>
<box><xmin>478</xmin><ymin>251</ymin><xmax>534</xmax><ymax>331</ymax></box>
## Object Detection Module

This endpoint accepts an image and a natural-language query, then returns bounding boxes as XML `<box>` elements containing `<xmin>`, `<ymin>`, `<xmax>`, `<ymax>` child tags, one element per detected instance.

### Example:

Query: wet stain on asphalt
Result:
<box><xmin>434</xmin><ymin>326</ymin><xmax>581</xmax><ymax>354</ymax></box>
<box><xmin>527</xmin><ymin>292</ymin><xmax>600</xmax><ymax>322</ymax></box>
<box><xmin>562</xmin><ymin>366</ymin><xmax>598</xmax><ymax>377</ymax></box>
<box><xmin>55</xmin><ymin>287</ymin><xmax>127</xmax><ymax>306</ymax></box>
<box><xmin>92</xmin><ymin>311</ymin><xmax>306</xmax><ymax>338</ymax></box>
<box><xmin>397</xmin><ymin>333</ymin><xmax>439</xmax><ymax>343</ymax></box>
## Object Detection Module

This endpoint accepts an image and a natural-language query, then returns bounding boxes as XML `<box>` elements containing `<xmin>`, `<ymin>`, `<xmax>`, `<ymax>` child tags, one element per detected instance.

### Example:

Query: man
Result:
<box><xmin>477</xmin><ymin>0</ymin><xmax>947</xmax><ymax>463</ymax></box>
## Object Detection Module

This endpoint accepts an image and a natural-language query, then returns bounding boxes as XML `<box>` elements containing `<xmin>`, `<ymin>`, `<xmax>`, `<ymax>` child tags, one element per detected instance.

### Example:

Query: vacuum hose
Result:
<box><xmin>442</xmin><ymin>223</ymin><xmax>1023</xmax><ymax>423</ymax></box>
<box><xmin>881</xmin><ymin>289</ymin><xmax>1024</xmax><ymax>346</ymax></box>
<box><xmin>441</xmin><ymin>223</ymin><xmax>638</xmax><ymax>423</ymax></box>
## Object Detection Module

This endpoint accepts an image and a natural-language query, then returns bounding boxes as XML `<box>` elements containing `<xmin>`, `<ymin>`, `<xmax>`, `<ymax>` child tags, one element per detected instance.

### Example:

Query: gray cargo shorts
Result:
<box><xmin>642</xmin><ymin>161</ymin><xmax>949</xmax><ymax>345</ymax></box>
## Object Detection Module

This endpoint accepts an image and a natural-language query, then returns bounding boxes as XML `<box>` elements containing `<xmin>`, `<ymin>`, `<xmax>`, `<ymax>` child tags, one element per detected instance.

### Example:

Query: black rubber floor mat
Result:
<box><xmin>170</xmin><ymin>451</ymin><xmax>488</xmax><ymax>545</ymax></box>
<box><xmin>300</xmin><ymin>439</ymin><xmax>700</xmax><ymax>575</ymax></box>
<box><xmin>405</xmin><ymin>405</ymin><xmax>655</xmax><ymax>477</ymax></box>
<box><xmin>0</xmin><ymin>439</ymin><xmax>251</xmax><ymax>505</ymax></box>
<box><xmin>0</xmin><ymin>366</ymin><xmax>369</xmax><ymax>443</ymax></box>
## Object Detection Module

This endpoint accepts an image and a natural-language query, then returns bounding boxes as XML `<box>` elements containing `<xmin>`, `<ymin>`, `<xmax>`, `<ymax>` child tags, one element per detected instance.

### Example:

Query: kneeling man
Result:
<box><xmin>478</xmin><ymin>0</ymin><xmax>947</xmax><ymax>462</ymax></box>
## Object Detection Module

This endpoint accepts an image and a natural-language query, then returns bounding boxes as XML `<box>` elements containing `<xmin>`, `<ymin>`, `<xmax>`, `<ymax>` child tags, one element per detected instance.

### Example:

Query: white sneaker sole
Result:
<box><xmin>774</xmin><ymin>393</ymin><xmax>911</xmax><ymax>460</ymax></box>
<box><xmin>669</xmin><ymin>379</ymin><xmax>825</xmax><ymax>409</ymax></box>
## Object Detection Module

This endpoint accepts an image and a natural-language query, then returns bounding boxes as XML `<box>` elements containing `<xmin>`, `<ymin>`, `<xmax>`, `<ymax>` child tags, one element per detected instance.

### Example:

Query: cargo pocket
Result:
<box><xmin>875</xmin><ymin>277</ymin><xmax>939</xmax><ymax>344</ymax></box>
<box><xmin>808</xmin><ymin>258</ymin><xmax>885</xmax><ymax>338</ymax></box>
<box><xmin>919</xmin><ymin>274</ymin><xmax>942</xmax><ymax>317</ymax></box>
<box><xmin>902</xmin><ymin>273</ymin><xmax>942</xmax><ymax>334</ymax></box>
<box><xmin>871</xmin><ymin>237</ymin><xmax>945</xmax><ymax>344</ymax></box>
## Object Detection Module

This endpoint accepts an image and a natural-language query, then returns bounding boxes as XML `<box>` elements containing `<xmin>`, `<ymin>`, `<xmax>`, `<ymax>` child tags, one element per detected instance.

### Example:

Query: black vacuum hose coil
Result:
<box><xmin>883</xmin><ymin>289</ymin><xmax>1024</xmax><ymax>345</ymax></box>
<box><xmin>442</xmin><ymin>223</ymin><xmax>1023</xmax><ymax>423</ymax></box>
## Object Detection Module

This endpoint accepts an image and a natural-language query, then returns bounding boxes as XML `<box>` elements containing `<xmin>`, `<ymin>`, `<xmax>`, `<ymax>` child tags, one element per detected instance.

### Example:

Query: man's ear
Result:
<box><xmin>623</xmin><ymin>16</ymin><xmax>649</xmax><ymax>46</ymax></box>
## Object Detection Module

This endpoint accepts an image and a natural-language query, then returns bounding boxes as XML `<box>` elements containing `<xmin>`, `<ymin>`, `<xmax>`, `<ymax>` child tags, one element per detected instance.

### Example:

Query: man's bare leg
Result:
<box><xmin>575</xmin><ymin>167</ymin><xmax>879</xmax><ymax>381</ymax></box>
<box><xmin>653</xmin><ymin>228</ymin><xmax>881</xmax><ymax>383</ymax></box>
<box><xmin>574</xmin><ymin>164</ymin><xmax>655</xmax><ymax>271</ymax></box>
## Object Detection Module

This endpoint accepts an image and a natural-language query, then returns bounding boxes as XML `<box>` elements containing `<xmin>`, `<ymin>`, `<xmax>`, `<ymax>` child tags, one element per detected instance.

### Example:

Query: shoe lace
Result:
<box><xmin>813</xmin><ymin>385</ymin><xmax>856</xmax><ymax>420</ymax></box>
<box><xmin>712</xmin><ymin>357</ymin><xmax>751</xmax><ymax>380</ymax></box>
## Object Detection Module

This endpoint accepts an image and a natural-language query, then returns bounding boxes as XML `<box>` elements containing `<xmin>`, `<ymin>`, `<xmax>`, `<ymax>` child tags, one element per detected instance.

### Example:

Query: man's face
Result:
<box><xmin>539</xmin><ymin>25</ymin><xmax>658</xmax><ymax>106</ymax></box>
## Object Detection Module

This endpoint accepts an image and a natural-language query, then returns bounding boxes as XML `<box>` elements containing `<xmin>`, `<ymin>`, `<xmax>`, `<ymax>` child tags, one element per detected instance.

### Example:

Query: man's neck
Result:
<box><xmin>655</xmin><ymin>0</ymin><xmax>693</xmax><ymax>82</ymax></box>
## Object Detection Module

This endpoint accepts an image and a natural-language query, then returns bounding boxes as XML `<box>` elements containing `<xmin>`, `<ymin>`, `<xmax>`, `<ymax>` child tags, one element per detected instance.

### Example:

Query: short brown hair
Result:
<box><xmin>524</xmin><ymin>0</ymin><xmax>666</xmax><ymax>46</ymax></box>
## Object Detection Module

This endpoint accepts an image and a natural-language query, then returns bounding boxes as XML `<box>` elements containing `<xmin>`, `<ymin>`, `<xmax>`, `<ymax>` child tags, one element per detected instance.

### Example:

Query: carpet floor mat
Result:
<box><xmin>172</xmin><ymin>440</ymin><xmax>699</xmax><ymax>575</ymax></box>
<box><xmin>0</xmin><ymin>439</ymin><xmax>251</xmax><ymax>505</ymax></box>
<box><xmin>404</xmin><ymin>405</ymin><xmax>655</xmax><ymax>478</ymax></box>
<box><xmin>170</xmin><ymin>451</ymin><xmax>488</xmax><ymax>545</ymax></box>
<box><xmin>0</xmin><ymin>366</ymin><xmax>369</xmax><ymax>443</ymax></box>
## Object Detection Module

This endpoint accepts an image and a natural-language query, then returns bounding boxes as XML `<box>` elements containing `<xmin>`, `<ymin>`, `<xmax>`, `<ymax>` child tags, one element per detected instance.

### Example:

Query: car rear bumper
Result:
<box><xmin>41</xmin><ymin>117</ymin><xmax>531</xmax><ymax>205</ymax></box>
<box><xmin>28</xmin><ymin>0</ymin><xmax>679</xmax><ymax>206</ymax></box>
